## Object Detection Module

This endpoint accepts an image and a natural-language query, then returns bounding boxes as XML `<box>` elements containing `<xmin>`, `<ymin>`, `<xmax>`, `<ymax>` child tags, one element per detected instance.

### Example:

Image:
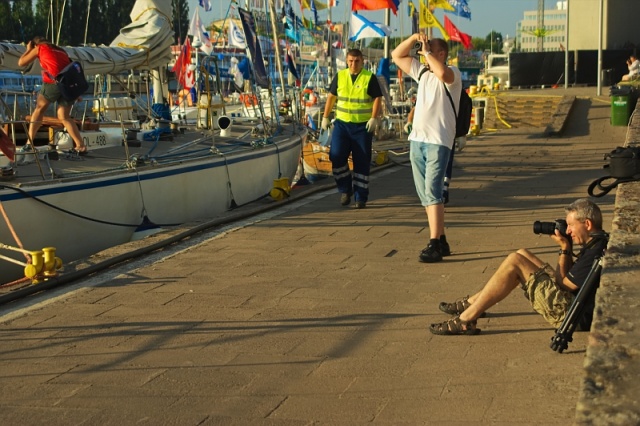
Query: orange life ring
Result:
<box><xmin>304</xmin><ymin>92</ymin><xmax>317</xmax><ymax>107</ymax></box>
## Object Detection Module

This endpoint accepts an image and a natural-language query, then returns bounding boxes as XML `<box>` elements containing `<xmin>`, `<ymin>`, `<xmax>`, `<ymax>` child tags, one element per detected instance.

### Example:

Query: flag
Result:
<box><xmin>349</xmin><ymin>12</ymin><xmax>392</xmax><ymax>42</ymax></box>
<box><xmin>307</xmin><ymin>114</ymin><xmax>317</xmax><ymax>130</ymax></box>
<box><xmin>0</xmin><ymin>128</ymin><xmax>14</xmax><ymax>162</ymax></box>
<box><xmin>408</xmin><ymin>1</ymin><xmax>419</xmax><ymax>35</ymax></box>
<box><xmin>173</xmin><ymin>38</ymin><xmax>193</xmax><ymax>89</ymax></box>
<box><xmin>286</xmin><ymin>48</ymin><xmax>300</xmax><ymax>81</ymax></box>
<box><xmin>419</xmin><ymin>0</ymin><xmax>449</xmax><ymax>40</ymax></box>
<box><xmin>199</xmin><ymin>0</ymin><xmax>212</xmax><ymax>12</ymax></box>
<box><xmin>310</xmin><ymin>0</ymin><xmax>318</xmax><ymax>26</ymax></box>
<box><xmin>443</xmin><ymin>16</ymin><xmax>472</xmax><ymax>49</ymax></box>
<box><xmin>188</xmin><ymin>9</ymin><xmax>213</xmax><ymax>55</ymax></box>
<box><xmin>238</xmin><ymin>8</ymin><xmax>270</xmax><ymax>88</ymax></box>
<box><xmin>301</xmin><ymin>0</ymin><xmax>327</xmax><ymax>10</ymax></box>
<box><xmin>284</xmin><ymin>17</ymin><xmax>300</xmax><ymax>42</ymax></box>
<box><xmin>327</xmin><ymin>0</ymin><xmax>337</xmax><ymax>6</ymax></box>
<box><xmin>352</xmin><ymin>0</ymin><xmax>399</xmax><ymax>15</ymax></box>
<box><xmin>430</xmin><ymin>0</ymin><xmax>454</xmax><ymax>11</ymax></box>
<box><xmin>446</xmin><ymin>0</ymin><xmax>471</xmax><ymax>20</ymax></box>
<box><xmin>228</xmin><ymin>19</ymin><xmax>247</xmax><ymax>48</ymax></box>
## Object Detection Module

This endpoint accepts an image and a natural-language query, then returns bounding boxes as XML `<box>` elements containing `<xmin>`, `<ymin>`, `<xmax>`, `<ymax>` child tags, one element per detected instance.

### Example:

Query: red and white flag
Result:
<box><xmin>173</xmin><ymin>38</ymin><xmax>193</xmax><ymax>89</ymax></box>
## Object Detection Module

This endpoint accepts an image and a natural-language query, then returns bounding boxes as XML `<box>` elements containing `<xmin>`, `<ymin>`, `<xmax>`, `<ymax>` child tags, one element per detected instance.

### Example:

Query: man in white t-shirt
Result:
<box><xmin>391</xmin><ymin>35</ymin><xmax>462</xmax><ymax>263</ymax></box>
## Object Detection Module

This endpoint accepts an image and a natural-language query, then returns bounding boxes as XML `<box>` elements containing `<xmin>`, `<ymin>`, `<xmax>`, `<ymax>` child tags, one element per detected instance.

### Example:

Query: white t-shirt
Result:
<box><xmin>629</xmin><ymin>59</ymin><xmax>640</xmax><ymax>76</ymax></box>
<box><xmin>407</xmin><ymin>58</ymin><xmax>462</xmax><ymax>149</ymax></box>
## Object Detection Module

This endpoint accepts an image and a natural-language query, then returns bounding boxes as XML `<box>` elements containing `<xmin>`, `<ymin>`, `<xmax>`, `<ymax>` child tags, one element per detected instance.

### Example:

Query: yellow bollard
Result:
<box><xmin>270</xmin><ymin>177</ymin><xmax>291</xmax><ymax>201</ymax></box>
<box><xmin>25</xmin><ymin>250</ymin><xmax>44</xmax><ymax>279</ymax></box>
<box><xmin>493</xmin><ymin>83</ymin><xmax>500</xmax><ymax>91</ymax></box>
<box><xmin>374</xmin><ymin>151</ymin><xmax>389</xmax><ymax>166</ymax></box>
<box><xmin>42</xmin><ymin>247</ymin><xmax>62</xmax><ymax>276</ymax></box>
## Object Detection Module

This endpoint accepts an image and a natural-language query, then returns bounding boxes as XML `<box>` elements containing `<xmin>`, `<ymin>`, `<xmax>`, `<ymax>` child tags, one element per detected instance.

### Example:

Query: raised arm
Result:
<box><xmin>391</xmin><ymin>34</ymin><xmax>421</xmax><ymax>76</ymax></box>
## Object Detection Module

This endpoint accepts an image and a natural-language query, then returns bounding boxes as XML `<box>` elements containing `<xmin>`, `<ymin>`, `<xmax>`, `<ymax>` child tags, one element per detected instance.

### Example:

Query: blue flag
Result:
<box><xmin>310</xmin><ymin>0</ymin><xmax>318</xmax><ymax>27</ymax></box>
<box><xmin>446</xmin><ymin>0</ymin><xmax>471</xmax><ymax>20</ymax></box>
<box><xmin>199</xmin><ymin>0</ymin><xmax>212</xmax><ymax>12</ymax></box>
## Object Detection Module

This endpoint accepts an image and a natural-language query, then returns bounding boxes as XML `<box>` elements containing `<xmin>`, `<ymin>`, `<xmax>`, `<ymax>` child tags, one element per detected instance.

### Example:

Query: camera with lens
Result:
<box><xmin>533</xmin><ymin>219</ymin><xmax>568</xmax><ymax>238</ymax></box>
<box><xmin>409</xmin><ymin>40</ymin><xmax>429</xmax><ymax>57</ymax></box>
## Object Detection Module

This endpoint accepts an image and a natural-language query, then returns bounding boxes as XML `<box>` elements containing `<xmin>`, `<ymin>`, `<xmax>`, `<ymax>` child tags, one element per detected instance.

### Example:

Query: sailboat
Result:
<box><xmin>0</xmin><ymin>0</ymin><xmax>307</xmax><ymax>284</ymax></box>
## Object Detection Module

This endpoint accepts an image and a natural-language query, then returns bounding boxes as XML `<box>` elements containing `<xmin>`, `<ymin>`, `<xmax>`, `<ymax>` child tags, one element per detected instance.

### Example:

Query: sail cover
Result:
<box><xmin>0</xmin><ymin>0</ymin><xmax>174</xmax><ymax>76</ymax></box>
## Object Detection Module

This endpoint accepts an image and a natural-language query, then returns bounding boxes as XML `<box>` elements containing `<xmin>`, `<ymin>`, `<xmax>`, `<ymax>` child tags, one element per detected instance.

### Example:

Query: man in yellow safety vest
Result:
<box><xmin>321</xmin><ymin>49</ymin><xmax>382</xmax><ymax>209</ymax></box>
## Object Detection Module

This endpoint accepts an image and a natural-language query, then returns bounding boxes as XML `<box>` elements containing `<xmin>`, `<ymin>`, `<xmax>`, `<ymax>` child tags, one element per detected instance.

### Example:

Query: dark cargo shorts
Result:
<box><xmin>40</xmin><ymin>83</ymin><xmax>75</xmax><ymax>106</ymax></box>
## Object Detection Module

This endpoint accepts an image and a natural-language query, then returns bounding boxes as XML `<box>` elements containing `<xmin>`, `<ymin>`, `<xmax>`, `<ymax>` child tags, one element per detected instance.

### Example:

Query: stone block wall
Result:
<box><xmin>575</xmin><ymin>101</ymin><xmax>640</xmax><ymax>424</ymax></box>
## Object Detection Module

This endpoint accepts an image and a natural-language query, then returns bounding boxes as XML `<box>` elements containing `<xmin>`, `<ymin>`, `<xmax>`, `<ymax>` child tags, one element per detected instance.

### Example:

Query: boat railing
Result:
<box><xmin>0</xmin><ymin>117</ymin><xmax>55</xmax><ymax>181</ymax></box>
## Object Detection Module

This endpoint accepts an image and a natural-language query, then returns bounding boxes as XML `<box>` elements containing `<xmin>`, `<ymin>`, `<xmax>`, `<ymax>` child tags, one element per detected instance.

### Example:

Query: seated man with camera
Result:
<box><xmin>430</xmin><ymin>199</ymin><xmax>608</xmax><ymax>335</ymax></box>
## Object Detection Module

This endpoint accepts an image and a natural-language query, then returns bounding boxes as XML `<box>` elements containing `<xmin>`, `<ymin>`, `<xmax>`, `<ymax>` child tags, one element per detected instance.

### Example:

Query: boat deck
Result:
<box><xmin>1</xmin><ymin>117</ymin><xmax>292</xmax><ymax>186</ymax></box>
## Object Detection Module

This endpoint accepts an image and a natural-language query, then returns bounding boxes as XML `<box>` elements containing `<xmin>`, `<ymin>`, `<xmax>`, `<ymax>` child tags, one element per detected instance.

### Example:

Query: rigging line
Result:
<box><xmin>0</xmin><ymin>185</ymin><xmax>179</xmax><ymax>228</ymax></box>
<box><xmin>132</xmin><ymin>167</ymin><xmax>151</xmax><ymax>223</ymax></box>
<box><xmin>0</xmin><ymin>201</ymin><xmax>30</xmax><ymax>262</ymax></box>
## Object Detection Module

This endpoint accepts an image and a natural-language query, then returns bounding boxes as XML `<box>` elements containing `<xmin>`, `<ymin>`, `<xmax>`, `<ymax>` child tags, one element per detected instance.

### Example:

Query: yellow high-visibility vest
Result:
<box><xmin>335</xmin><ymin>69</ymin><xmax>374</xmax><ymax>123</ymax></box>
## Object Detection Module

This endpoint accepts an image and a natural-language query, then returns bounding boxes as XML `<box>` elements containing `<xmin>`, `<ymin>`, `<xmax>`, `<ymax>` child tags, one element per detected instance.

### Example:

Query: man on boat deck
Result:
<box><xmin>18</xmin><ymin>36</ymin><xmax>87</xmax><ymax>155</ymax></box>
<box><xmin>322</xmin><ymin>49</ymin><xmax>382</xmax><ymax>209</ymax></box>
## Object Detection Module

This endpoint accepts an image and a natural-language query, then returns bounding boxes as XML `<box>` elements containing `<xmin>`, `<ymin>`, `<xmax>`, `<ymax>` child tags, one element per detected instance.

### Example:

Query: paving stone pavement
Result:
<box><xmin>0</xmin><ymin>88</ymin><xmax>628</xmax><ymax>425</ymax></box>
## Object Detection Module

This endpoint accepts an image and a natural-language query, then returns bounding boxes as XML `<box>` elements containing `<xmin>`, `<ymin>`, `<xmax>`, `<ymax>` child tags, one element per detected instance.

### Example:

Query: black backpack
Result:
<box><xmin>418</xmin><ymin>67</ymin><xmax>472</xmax><ymax>138</ymax></box>
<box><xmin>46</xmin><ymin>60</ymin><xmax>89</xmax><ymax>101</ymax></box>
<box><xmin>444</xmin><ymin>84</ymin><xmax>472</xmax><ymax>138</ymax></box>
<box><xmin>587</xmin><ymin>146</ymin><xmax>640</xmax><ymax>197</ymax></box>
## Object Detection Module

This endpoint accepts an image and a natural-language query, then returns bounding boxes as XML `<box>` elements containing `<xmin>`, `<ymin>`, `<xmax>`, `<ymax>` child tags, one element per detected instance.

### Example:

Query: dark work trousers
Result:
<box><xmin>329</xmin><ymin>119</ymin><xmax>373</xmax><ymax>203</ymax></box>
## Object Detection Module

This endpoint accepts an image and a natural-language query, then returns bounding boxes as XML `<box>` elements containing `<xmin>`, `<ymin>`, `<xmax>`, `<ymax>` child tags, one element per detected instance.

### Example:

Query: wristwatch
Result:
<box><xmin>558</xmin><ymin>249</ymin><xmax>570</xmax><ymax>255</ymax></box>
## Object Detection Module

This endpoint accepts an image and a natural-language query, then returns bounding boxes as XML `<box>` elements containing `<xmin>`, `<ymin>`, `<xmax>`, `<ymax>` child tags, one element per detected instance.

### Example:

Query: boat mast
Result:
<box><xmin>267</xmin><ymin>0</ymin><xmax>287</xmax><ymax>93</ymax></box>
<box><xmin>55</xmin><ymin>0</ymin><xmax>67</xmax><ymax>45</ymax></box>
<box><xmin>84</xmin><ymin>0</ymin><xmax>92</xmax><ymax>45</ymax></box>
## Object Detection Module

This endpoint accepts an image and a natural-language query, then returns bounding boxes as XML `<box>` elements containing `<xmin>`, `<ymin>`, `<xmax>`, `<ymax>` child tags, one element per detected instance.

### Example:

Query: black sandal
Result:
<box><xmin>439</xmin><ymin>296</ymin><xmax>486</xmax><ymax>318</ymax></box>
<box><xmin>429</xmin><ymin>316</ymin><xmax>481</xmax><ymax>336</ymax></box>
<box><xmin>67</xmin><ymin>148</ymin><xmax>88</xmax><ymax>157</ymax></box>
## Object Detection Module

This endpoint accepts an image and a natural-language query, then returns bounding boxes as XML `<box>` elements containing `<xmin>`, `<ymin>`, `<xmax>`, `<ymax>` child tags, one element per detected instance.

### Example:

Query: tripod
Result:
<box><xmin>550</xmin><ymin>254</ymin><xmax>605</xmax><ymax>353</ymax></box>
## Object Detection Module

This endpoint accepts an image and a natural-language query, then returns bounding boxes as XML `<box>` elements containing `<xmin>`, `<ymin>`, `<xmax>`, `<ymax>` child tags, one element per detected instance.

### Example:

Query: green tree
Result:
<box><xmin>471</xmin><ymin>37</ymin><xmax>488</xmax><ymax>53</ymax></box>
<box><xmin>10</xmin><ymin>0</ymin><xmax>34</xmax><ymax>43</ymax></box>
<box><xmin>0</xmin><ymin>2</ymin><xmax>13</xmax><ymax>41</ymax></box>
<box><xmin>367</xmin><ymin>37</ymin><xmax>404</xmax><ymax>50</ymax></box>
<box><xmin>172</xmin><ymin>0</ymin><xmax>190</xmax><ymax>45</ymax></box>
<box><xmin>485</xmin><ymin>30</ymin><xmax>503</xmax><ymax>54</ymax></box>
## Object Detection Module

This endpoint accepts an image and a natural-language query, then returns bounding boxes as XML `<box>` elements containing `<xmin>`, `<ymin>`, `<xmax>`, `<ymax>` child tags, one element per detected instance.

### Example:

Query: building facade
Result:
<box><xmin>517</xmin><ymin>2</ymin><xmax>567</xmax><ymax>52</ymax></box>
<box><xmin>516</xmin><ymin>0</ymin><xmax>640</xmax><ymax>53</ymax></box>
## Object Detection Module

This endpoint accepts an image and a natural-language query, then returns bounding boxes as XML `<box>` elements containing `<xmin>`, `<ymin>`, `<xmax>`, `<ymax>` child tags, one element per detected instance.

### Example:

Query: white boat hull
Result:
<box><xmin>0</xmin><ymin>126</ymin><xmax>305</xmax><ymax>282</ymax></box>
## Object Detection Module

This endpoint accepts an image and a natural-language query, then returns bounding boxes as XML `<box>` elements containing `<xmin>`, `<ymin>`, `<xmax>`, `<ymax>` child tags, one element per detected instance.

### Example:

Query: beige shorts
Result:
<box><xmin>521</xmin><ymin>263</ymin><xmax>574</xmax><ymax>328</ymax></box>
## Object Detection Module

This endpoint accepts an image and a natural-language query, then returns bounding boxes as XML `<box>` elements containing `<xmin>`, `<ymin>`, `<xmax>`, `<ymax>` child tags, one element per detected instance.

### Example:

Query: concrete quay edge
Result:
<box><xmin>575</xmin><ymin>100</ymin><xmax>640</xmax><ymax>425</ymax></box>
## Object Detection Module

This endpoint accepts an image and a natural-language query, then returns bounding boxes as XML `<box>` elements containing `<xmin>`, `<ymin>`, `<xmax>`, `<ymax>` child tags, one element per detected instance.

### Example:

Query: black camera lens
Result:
<box><xmin>533</xmin><ymin>219</ymin><xmax>569</xmax><ymax>237</ymax></box>
<box><xmin>533</xmin><ymin>221</ymin><xmax>556</xmax><ymax>235</ymax></box>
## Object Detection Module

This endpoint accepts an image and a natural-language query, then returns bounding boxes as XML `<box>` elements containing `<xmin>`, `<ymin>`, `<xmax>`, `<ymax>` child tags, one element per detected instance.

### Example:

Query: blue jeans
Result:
<box><xmin>329</xmin><ymin>119</ymin><xmax>373</xmax><ymax>202</ymax></box>
<box><xmin>409</xmin><ymin>140</ymin><xmax>451</xmax><ymax>206</ymax></box>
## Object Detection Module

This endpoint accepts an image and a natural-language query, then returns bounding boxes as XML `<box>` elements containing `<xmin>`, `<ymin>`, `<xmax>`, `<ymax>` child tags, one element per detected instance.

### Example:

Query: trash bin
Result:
<box><xmin>610</xmin><ymin>86</ymin><xmax>633</xmax><ymax>126</ymax></box>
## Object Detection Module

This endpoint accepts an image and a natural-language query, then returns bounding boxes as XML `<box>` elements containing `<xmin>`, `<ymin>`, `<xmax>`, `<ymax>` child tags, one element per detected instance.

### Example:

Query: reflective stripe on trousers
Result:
<box><xmin>329</xmin><ymin>119</ymin><xmax>373</xmax><ymax>202</ymax></box>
